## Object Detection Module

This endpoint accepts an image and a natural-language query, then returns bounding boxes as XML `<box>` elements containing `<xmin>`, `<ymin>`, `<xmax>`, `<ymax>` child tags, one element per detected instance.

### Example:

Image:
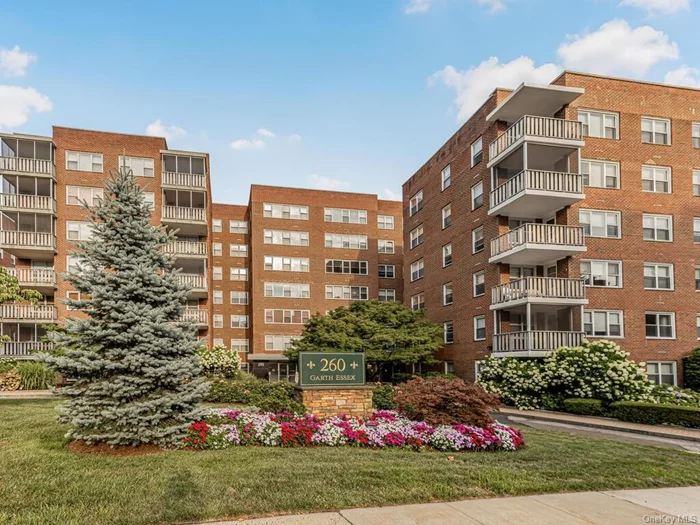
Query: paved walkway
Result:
<box><xmin>204</xmin><ymin>486</ymin><xmax>700</xmax><ymax>524</ymax></box>
<box><xmin>0</xmin><ymin>390</ymin><xmax>56</xmax><ymax>399</ymax></box>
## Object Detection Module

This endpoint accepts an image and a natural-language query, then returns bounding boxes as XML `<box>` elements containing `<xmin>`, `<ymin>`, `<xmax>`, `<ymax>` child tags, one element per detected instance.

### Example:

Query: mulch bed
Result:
<box><xmin>65</xmin><ymin>440</ymin><xmax>166</xmax><ymax>457</ymax></box>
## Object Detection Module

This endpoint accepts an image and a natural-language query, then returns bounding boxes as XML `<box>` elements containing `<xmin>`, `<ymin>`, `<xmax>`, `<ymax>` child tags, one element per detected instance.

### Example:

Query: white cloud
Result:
<box><xmin>557</xmin><ymin>19</ymin><xmax>678</xmax><ymax>76</ymax></box>
<box><xmin>256</xmin><ymin>128</ymin><xmax>275</xmax><ymax>138</ymax></box>
<box><xmin>230</xmin><ymin>137</ymin><xmax>265</xmax><ymax>151</ymax></box>
<box><xmin>475</xmin><ymin>0</ymin><xmax>506</xmax><ymax>12</ymax></box>
<box><xmin>0</xmin><ymin>85</ymin><xmax>52</xmax><ymax>130</ymax></box>
<box><xmin>309</xmin><ymin>174</ymin><xmax>351</xmax><ymax>191</ymax></box>
<box><xmin>405</xmin><ymin>0</ymin><xmax>436</xmax><ymax>14</ymax></box>
<box><xmin>383</xmin><ymin>188</ymin><xmax>401</xmax><ymax>201</ymax></box>
<box><xmin>664</xmin><ymin>66</ymin><xmax>700</xmax><ymax>88</ymax></box>
<box><xmin>619</xmin><ymin>0</ymin><xmax>690</xmax><ymax>15</ymax></box>
<box><xmin>0</xmin><ymin>46</ymin><xmax>36</xmax><ymax>77</ymax></box>
<box><xmin>287</xmin><ymin>133</ymin><xmax>302</xmax><ymax>143</ymax></box>
<box><xmin>231</xmin><ymin>128</ymin><xmax>301</xmax><ymax>151</ymax></box>
<box><xmin>430</xmin><ymin>56</ymin><xmax>561</xmax><ymax>120</ymax></box>
<box><xmin>145</xmin><ymin>119</ymin><xmax>187</xmax><ymax>140</ymax></box>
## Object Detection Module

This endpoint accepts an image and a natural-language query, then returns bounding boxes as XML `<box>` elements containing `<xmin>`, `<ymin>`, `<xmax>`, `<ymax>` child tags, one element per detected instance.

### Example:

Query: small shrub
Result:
<box><xmin>15</xmin><ymin>361</ymin><xmax>56</xmax><ymax>390</ymax></box>
<box><xmin>205</xmin><ymin>375</ymin><xmax>305</xmax><ymax>413</ymax></box>
<box><xmin>197</xmin><ymin>344</ymin><xmax>241</xmax><ymax>378</ymax></box>
<box><xmin>372</xmin><ymin>384</ymin><xmax>396</xmax><ymax>409</ymax></box>
<box><xmin>563</xmin><ymin>398</ymin><xmax>608</xmax><ymax>417</ymax></box>
<box><xmin>0</xmin><ymin>370</ymin><xmax>20</xmax><ymax>391</ymax></box>
<box><xmin>0</xmin><ymin>359</ymin><xmax>18</xmax><ymax>374</ymax></box>
<box><xmin>651</xmin><ymin>384</ymin><xmax>700</xmax><ymax>407</ymax></box>
<box><xmin>683</xmin><ymin>348</ymin><xmax>700</xmax><ymax>391</ymax></box>
<box><xmin>394</xmin><ymin>376</ymin><xmax>500</xmax><ymax>427</ymax></box>
<box><xmin>610</xmin><ymin>402</ymin><xmax>700</xmax><ymax>429</ymax></box>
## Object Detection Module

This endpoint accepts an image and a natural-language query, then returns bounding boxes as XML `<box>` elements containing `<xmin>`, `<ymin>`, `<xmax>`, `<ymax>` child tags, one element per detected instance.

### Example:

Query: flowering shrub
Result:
<box><xmin>477</xmin><ymin>358</ymin><xmax>547</xmax><ymax>410</ymax></box>
<box><xmin>651</xmin><ymin>385</ymin><xmax>700</xmax><ymax>407</ymax></box>
<box><xmin>197</xmin><ymin>344</ymin><xmax>241</xmax><ymax>378</ymax></box>
<box><xmin>182</xmin><ymin>408</ymin><xmax>525</xmax><ymax>452</ymax></box>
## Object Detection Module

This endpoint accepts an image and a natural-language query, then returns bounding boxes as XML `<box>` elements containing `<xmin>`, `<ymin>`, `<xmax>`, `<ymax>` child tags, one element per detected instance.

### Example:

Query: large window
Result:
<box><xmin>264</xmin><ymin>230</ymin><xmax>309</xmax><ymax>246</ymax></box>
<box><xmin>326</xmin><ymin>260</ymin><xmax>368</xmax><ymax>275</ymax></box>
<box><xmin>265</xmin><ymin>335</ymin><xmax>300</xmax><ymax>351</ymax></box>
<box><xmin>645</xmin><ymin>312</ymin><xmax>675</xmax><ymax>339</ymax></box>
<box><xmin>378</xmin><ymin>240</ymin><xmax>395</xmax><ymax>254</ymax></box>
<box><xmin>642</xmin><ymin>166</ymin><xmax>671</xmax><ymax>193</ymax></box>
<box><xmin>324</xmin><ymin>208</ymin><xmax>367</xmax><ymax>224</ymax></box>
<box><xmin>409</xmin><ymin>190</ymin><xmax>423</xmax><ymax>216</ymax></box>
<box><xmin>410</xmin><ymin>259</ymin><xmax>424</xmax><ymax>282</ymax></box>
<box><xmin>472</xmin><ymin>182</ymin><xmax>484</xmax><ymax>210</ymax></box>
<box><xmin>264</xmin><ymin>283</ymin><xmax>310</xmax><ymax>298</ymax></box>
<box><xmin>410</xmin><ymin>293</ymin><xmax>425</xmax><ymax>310</ymax></box>
<box><xmin>473</xmin><ymin>271</ymin><xmax>485</xmax><ymax>297</ymax></box>
<box><xmin>442</xmin><ymin>243</ymin><xmax>452</xmax><ymax>267</ymax></box>
<box><xmin>378</xmin><ymin>264</ymin><xmax>395</xmax><ymax>278</ymax></box>
<box><xmin>647</xmin><ymin>362</ymin><xmax>677</xmax><ymax>386</ymax></box>
<box><xmin>578</xmin><ymin>109</ymin><xmax>618</xmax><ymax>139</ymax></box>
<box><xmin>579</xmin><ymin>209</ymin><xmax>621</xmax><ymax>238</ymax></box>
<box><xmin>263</xmin><ymin>203</ymin><xmax>309</xmax><ymax>220</ymax></box>
<box><xmin>580</xmin><ymin>259</ymin><xmax>622</xmax><ymax>288</ymax></box>
<box><xmin>230</xmin><ymin>315</ymin><xmax>249</xmax><ymax>328</ymax></box>
<box><xmin>229</xmin><ymin>244</ymin><xmax>248</xmax><ymax>257</ymax></box>
<box><xmin>442</xmin><ymin>204</ymin><xmax>452</xmax><ymax>229</ymax></box>
<box><xmin>324</xmin><ymin>233</ymin><xmax>368</xmax><ymax>250</ymax></box>
<box><xmin>66</xmin><ymin>186</ymin><xmax>103</xmax><ymax>206</ymax></box>
<box><xmin>230</xmin><ymin>220</ymin><xmax>248</xmax><ymax>234</ymax></box>
<box><xmin>378</xmin><ymin>215</ymin><xmax>394</xmax><ymax>230</ymax></box>
<box><xmin>471</xmin><ymin>137</ymin><xmax>483</xmax><ymax>166</ymax></box>
<box><xmin>230</xmin><ymin>291</ymin><xmax>249</xmax><ymax>304</ymax></box>
<box><xmin>230</xmin><ymin>339</ymin><xmax>249</xmax><ymax>353</ymax></box>
<box><xmin>642</xmin><ymin>214</ymin><xmax>673</xmax><ymax>242</ymax></box>
<box><xmin>443</xmin><ymin>282</ymin><xmax>453</xmax><ymax>306</ymax></box>
<box><xmin>229</xmin><ymin>268</ymin><xmax>248</xmax><ymax>281</ymax></box>
<box><xmin>118</xmin><ymin>156</ymin><xmax>154</xmax><ymax>177</ymax></box>
<box><xmin>643</xmin><ymin>263</ymin><xmax>673</xmax><ymax>290</ymax></box>
<box><xmin>378</xmin><ymin>289</ymin><xmax>396</xmax><ymax>301</ymax></box>
<box><xmin>410</xmin><ymin>225</ymin><xmax>424</xmax><ymax>249</ymax></box>
<box><xmin>641</xmin><ymin>117</ymin><xmax>670</xmax><ymax>145</ymax></box>
<box><xmin>473</xmin><ymin>315</ymin><xmax>486</xmax><ymax>341</ymax></box>
<box><xmin>163</xmin><ymin>154</ymin><xmax>205</xmax><ymax>175</ymax></box>
<box><xmin>325</xmin><ymin>285</ymin><xmax>369</xmax><ymax>300</ymax></box>
<box><xmin>66</xmin><ymin>221</ymin><xmax>93</xmax><ymax>241</ymax></box>
<box><xmin>580</xmin><ymin>159</ymin><xmax>619</xmax><ymax>189</ymax></box>
<box><xmin>472</xmin><ymin>226</ymin><xmax>484</xmax><ymax>253</ymax></box>
<box><xmin>584</xmin><ymin>310</ymin><xmax>623</xmax><ymax>337</ymax></box>
<box><xmin>264</xmin><ymin>309</ymin><xmax>310</xmax><ymax>324</ymax></box>
<box><xmin>66</xmin><ymin>151</ymin><xmax>103</xmax><ymax>172</ymax></box>
<box><xmin>441</xmin><ymin>164</ymin><xmax>451</xmax><ymax>190</ymax></box>
<box><xmin>264</xmin><ymin>256</ymin><xmax>310</xmax><ymax>272</ymax></box>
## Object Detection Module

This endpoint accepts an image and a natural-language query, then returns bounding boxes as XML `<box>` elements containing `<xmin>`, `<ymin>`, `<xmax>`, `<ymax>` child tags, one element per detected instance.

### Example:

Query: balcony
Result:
<box><xmin>181</xmin><ymin>307</ymin><xmax>209</xmax><ymax>327</ymax></box>
<box><xmin>492</xmin><ymin>330</ymin><xmax>585</xmax><ymax>357</ymax></box>
<box><xmin>0</xmin><ymin>230</ymin><xmax>56</xmax><ymax>259</ymax></box>
<box><xmin>162</xmin><ymin>206</ymin><xmax>207</xmax><ymax>235</ymax></box>
<box><xmin>177</xmin><ymin>273</ymin><xmax>207</xmax><ymax>298</ymax></box>
<box><xmin>488</xmin><ymin>170</ymin><xmax>584</xmax><ymax>219</ymax></box>
<box><xmin>489</xmin><ymin>223</ymin><xmax>586</xmax><ymax>266</ymax></box>
<box><xmin>162</xmin><ymin>171</ymin><xmax>207</xmax><ymax>189</ymax></box>
<box><xmin>0</xmin><ymin>341</ymin><xmax>54</xmax><ymax>358</ymax></box>
<box><xmin>6</xmin><ymin>268</ymin><xmax>56</xmax><ymax>293</ymax></box>
<box><xmin>491</xmin><ymin>277</ymin><xmax>587</xmax><ymax>310</ymax></box>
<box><xmin>0</xmin><ymin>304</ymin><xmax>57</xmax><ymax>322</ymax></box>
<box><xmin>0</xmin><ymin>156</ymin><xmax>55</xmax><ymax>179</ymax></box>
<box><xmin>488</xmin><ymin>116</ymin><xmax>584</xmax><ymax>168</ymax></box>
<box><xmin>0</xmin><ymin>194</ymin><xmax>56</xmax><ymax>214</ymax></box>
<box><xmin>164</xmin><ymin>240</ymin><xmax>207</xmax><ymax>259</ymax></box>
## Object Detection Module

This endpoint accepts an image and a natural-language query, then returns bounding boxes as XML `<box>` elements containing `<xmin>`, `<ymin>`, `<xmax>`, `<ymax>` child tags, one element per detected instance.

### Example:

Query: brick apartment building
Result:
<box><xmin>403</xmin><ymin>71</ymin><xmax>700</xmax><ymax>386</ymax></box>
<box><xmin>0</xmin><ymin>127</ymin><xmax>403</xmax><ymax>380</ymax></box>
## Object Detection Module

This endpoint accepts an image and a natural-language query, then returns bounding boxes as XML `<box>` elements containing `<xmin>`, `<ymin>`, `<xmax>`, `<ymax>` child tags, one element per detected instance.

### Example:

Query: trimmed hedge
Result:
<box><xmin>609</xmin><ymin>402</ymin><xmax>700</xmax><ymax>429</ymax></box>
<box><xmin>372</xmin><ymin>384</ymin><xmax>396</xmax><ymax>410</ymax></box>
<box><xmin>562</xmin><ymin>398</ymin><xmax>607</xmax><ymax>417</ymax></box>
<box><xmin>205</xmin><ymin>375</ymin><xmax>306</xmax><ymax>413</ymax></box>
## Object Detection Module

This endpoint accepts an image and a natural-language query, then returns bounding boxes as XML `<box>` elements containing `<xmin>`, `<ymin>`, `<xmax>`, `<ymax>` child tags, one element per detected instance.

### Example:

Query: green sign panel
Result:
<box><xmin>298</xmin><ymin>352</ymin><xmax>366</xmax><ymax>387</ymax></box>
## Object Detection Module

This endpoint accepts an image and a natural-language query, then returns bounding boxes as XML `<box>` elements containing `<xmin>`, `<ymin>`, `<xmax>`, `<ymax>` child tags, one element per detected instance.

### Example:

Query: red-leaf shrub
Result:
<box><xmin>394</xmin><ymin>376</ymin><xmax>500</xmax><ymax>427</ymax></box>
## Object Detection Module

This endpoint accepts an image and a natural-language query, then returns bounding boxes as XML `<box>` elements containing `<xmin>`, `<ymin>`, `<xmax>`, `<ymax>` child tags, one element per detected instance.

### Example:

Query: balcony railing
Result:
<box><xmin>0</xmin><ymin>194</ymin><xmax>56</xmax><ymax>212</ymax></box>
<box><xmin>162</xmin><ymin>171</ymin><xmax>206</xmax><ymax>189</ymax></box>
<box><xmin>177</xmin><ymin>274</ymin><xmax>207</xmax><ymax>290</ymax></box>
<box><xmin>490</xmin><ymin>170</ymin><xmax>583</xmax><ymax>210</ymax></box>
<box><xmin>162</xmin><ymin>206</ymin><xmax>206</xmax><ymax>223</ymax></box>
<box><xmin>491</xmin><ymin>224</ymin><xmax>585</xmax><ymax>259</ymax></box>
<box><xmin>164</xmin><ymin>241</ymin><xmax>207</xmax><ymax>257</ymax></box>
<box><xmin>0</xmin><ymin>156</ymin><xmax>55</xmax><ymax>177</ymax></box>
<box><xmin>6</xmin><ymin>268</ymin><xmax>56</xmax><ymax>287</ymax></box>
<box><xmin>492</xmin><ymin>331</ymin><xmax>585</xmax><ymax>354</ymax></box>
<box><xmin>489</xmin><ymin>115</ymin><xmax>582</xmax><ymax>161</ymax></box>
<box><xmin>0</xmin><ymin>230</ymin><xmax>56</xmax><ymax>250</ymax></box>
<box><xmin>0</xmin><ymin>304</ymin><xmax>56</xmax><ymax>321</ymax></box>
<box><xmin>0</xmin><ymin>341</ymin><xmax>54</xmax><ymax>358</ymax></box>
<box><xmin>492</xmin><ymin>277</ymin><xmax>585</xmax><ymax>306</ymax></box>
<box><xmin>181</xmin><ymin>307</ymin><xmax>208</xmax><ymax>325</ymax></box>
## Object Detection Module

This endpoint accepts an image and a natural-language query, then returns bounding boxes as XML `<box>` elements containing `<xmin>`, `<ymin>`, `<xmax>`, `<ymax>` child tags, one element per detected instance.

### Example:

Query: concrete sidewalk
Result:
<box><xmin>205</xmin><ymin>486</ymin><xmax>700</xmax><ymax>524</ymax></box>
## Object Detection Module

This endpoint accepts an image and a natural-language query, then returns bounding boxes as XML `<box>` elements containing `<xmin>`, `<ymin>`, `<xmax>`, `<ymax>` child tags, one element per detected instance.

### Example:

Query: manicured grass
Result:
<box><xmin>3</xmin><ymin>400</ymin><xmax>700</xmax><ymax>525</ymax></box>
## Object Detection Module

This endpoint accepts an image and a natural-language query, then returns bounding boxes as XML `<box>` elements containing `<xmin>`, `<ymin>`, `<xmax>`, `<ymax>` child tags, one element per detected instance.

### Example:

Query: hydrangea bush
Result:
<box><xmin>197</xmin><ymin>344</ymin><xmax>242</xmax><ymax>378</ymax></box>
<box><xmin>182</xmin><ymin>408</ymin><xmax>525</xmax><ymax>452</ymax></box>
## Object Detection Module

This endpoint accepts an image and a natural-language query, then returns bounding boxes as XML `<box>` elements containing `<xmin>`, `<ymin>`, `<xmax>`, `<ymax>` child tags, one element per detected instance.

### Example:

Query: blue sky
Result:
<box><xmin>1</xmin><ymin>0</ymin><xmax>699</xmax><ymax>204</ymax></box>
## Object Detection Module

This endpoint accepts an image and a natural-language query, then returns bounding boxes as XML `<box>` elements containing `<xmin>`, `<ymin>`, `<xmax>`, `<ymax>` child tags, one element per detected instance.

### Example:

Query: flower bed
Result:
<box><xmin>183</xmin><ymin>409</ymin><xmax>525</xmax><ymax>452</ymax></box>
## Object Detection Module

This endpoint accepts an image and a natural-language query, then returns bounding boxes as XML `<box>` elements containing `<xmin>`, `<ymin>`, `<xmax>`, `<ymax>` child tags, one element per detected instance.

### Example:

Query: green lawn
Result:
<box><xmin>2</xmin><ymin>400</ymin><xmax>700</xmax><ymax>525</ymax></box>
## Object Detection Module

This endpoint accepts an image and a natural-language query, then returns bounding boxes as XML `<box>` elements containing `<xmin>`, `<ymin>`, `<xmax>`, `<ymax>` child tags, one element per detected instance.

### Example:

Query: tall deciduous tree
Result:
<box><xmin>0</xmin><ymin>267</ymin><xmax>41</xmax><ymax>342</ymax></box>
<box><xmin>41</xmin><ymin>168</ymin><xmax>207</xmax><ymax>446</ymax></box>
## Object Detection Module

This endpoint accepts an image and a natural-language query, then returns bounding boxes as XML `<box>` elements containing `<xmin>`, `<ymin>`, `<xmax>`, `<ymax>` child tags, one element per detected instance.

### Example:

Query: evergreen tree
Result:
<box><xmin>41</xmin><ymin>168</ymin><xmax>207</xmax><ymax>446</ymax></box>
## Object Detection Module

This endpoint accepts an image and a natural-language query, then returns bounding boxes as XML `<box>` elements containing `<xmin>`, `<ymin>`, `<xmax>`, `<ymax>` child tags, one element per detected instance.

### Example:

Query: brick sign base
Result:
<box><xmin>295</xmin><ymin>386</ymin><xmax>374</xmax><ymax>418</ymax></box>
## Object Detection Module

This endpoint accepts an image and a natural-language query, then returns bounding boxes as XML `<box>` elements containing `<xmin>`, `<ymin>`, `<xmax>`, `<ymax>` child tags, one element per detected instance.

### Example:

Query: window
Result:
<box><xmin>229</xmin><ymin>268</ymin><xmax>248</xmax><ymax>281</ymax></box>
<box><xmin>229</xmin><ymin>244</ymin><xmax>248</xmax><ymax>257</ymax></box>
<box><xmin>442</xmin><ymin>204</ymin><xmax>452</xmax><ymax>229</ymax></box>
<box><xmin>264</xmin><ymin>309</ymin><xmax>311</xmax><ymax>324</ymax></box>
<box><xmin>66</xmin><ymin>186</ymin><xmax>103</xmax><ymax>206</ymax></box>
<box><xmin>643</xmin><ymin>263</ymin><xmax>674</xmax><ymax>290</ymax></box>
<box><xmin>643</xmin><ymin>214</ymin><xmax>673</xmax><ymax>242</ymax></box>
<box><xmin>441</xmin><ymin>164</ymin><xmax>451</xmax><ymax>190</ymax></box>
<box><xmin>230</xmin><ymin>220</ymin><xmax>248</xmax><ymax>234</ymax></box>
<box><xmin>444</xmin><ymin>321</ymin><xmax>454</xmax><ymax>344</ymax></box>
<box><xmin>580</xmin><ymin>159</ymin><xmax>620</xmax><ymax>189</ymax></box>
<box><xmin>578</xmin><ymin>109</ymin><xmax>618</xmax><ymax>139</ymax></box>
<box><xmin>324</xmin><ymin>233</ymin><xmax>368</xmax><ymax>250</ymax></box>
<box><xmin>264</xmin><ymin>256</ymin><xmax>310</xmax><ymax>272</ymax></box>
<box><xmin>143</xmin><ymin>192</ymin><xmax>155</xmax><ymax>210</ymax></box>
<box><xmin>65</xmin><ymin>290</ymin><xmax>82</xmax><ymax>310</ymax></box>
<box><xmin>66</xmin><ymin>255</ymin><xmax>82</xmax><ymax>274</ymax></box>
<box><xmin>212</xmin><ymin>219</ymin><xmax>222</xmax><ymax>232</ymax></box>
<box><xmin>231</xmin><ymin>339</ymin><xmax>249</xmax><ymax>353</ymax></box>
<box><xmin>212</xmin><ymin>243</ymin><xmax>222</xmax><ymax>257</ymax></box>
<box><xmin>378</xmin><ymin>264</ymin><xmax>395</xmax><ymax>279</ymax></box>
<box><xmin>66</xmin><ymin>151</ymin><xmax>103</xmax><ymax>172</ymax></box>
<box><xmin>694</xmin><ymin>218</ymin><xmax>700</xmax><ymax>243</ymax></box>
<box><xmin>163</xmin><ymin>154</ymin><xmax>205</xmax><ymax>175</ymax></box>
<box><xmin>66</xmin><ymin>221</ymin><xmax>93</xmax><ymax>241</ymax></box>
<box><xmin>584</xmin><ymin>310</ymin><xmax>623</xmax><ymax>337</ymax></box>
<box><xmin>213</xmin><ymin>290</ymin><xmax>223</xmax><ymax>304</ymax></box>
<box><xmin>471</xmin><ymin>182</ymin><xmax>484</xmax><ymax>210</ymax></box>
<box><xmin>263</xmin><ymin>203</ymin><xmax>309</xmax><ymax>220</ymax></box>
<box><xmin>213</xmin><ymin>338</ymin><xmax>224</xmax><ymax>347</ymax></box>
<box><xmin>694</xmin><ymin>123</ymin><xmax>700</xmax><ymax>148</ymax></box>
<box><xmin>118</xmin><ymin>156</ymin><xmax>154</xmax><ymax>177</ymax></box>
<box><xmin>580</xmin><ymin>260</ymin><xmax>622</xmax><ymax>288</ymax></box>
<box><xmin>378</xmin><ymin>215</ymin><xmax>394</xmax><ymax>230</ymax></box>
<box><xmin>642</xmin><ymin>166</ymin><xmax>671</xmax><ymax>193</ymax></box>
<box><xmin>473</xmin><ymin>271</ymin><xmax>485</xmax><ymax>297</ymax></box>
<box><xmin>645</xmin><ymin>312</ymin><xmax>675</xmax><ymax>339</ymax></box>
<box><xmin>230</xmin><ymin>315</ymin><xmax>249</xmax><ymax>328</ymax></box>
<box><xmin>325</xmin><ymin>285</ymin><xmax>369</xmax><ymax>300</ymax></box>
<box><xmin>409</xmin><ymin>190</ymin><xmax>423</xmax><ymax>216</ymax></box>
<box><xmin>213</xmin><ymin>314</ymin><xmax>223</xmax><ymax>329</ymax></box>
<box><xmin>410</xmin><ymin>259</ymin><xmax>424</xmax><ymax>282</ymax></box>
<box><xmin>265</xmin><ymin>335</ymin><xmax>300</xmax><ymax>351</ymax></box>
<box><xmin>264</xmin><ymin>229</ymin><xmax>309</xmax><ymax>246</ymax></box>
<box><xmin>324</xmin><ymin>208</ymin><xmax>367</xmax><ymax>224</ymax></box>
<box><xmin>410</xmin><ymin>225</ymin><xmax>424</xmax><ymax>249</ymax></box>
<box><xmin>213</xmin><ymin>266</ymin><xmax>222</xmax><ymax>280</ymax></box>
<box><xmin>378</xmin><ymin>289</ymin><xmax>396</xmax><ymax>301</ymax></box>
<box><xmin>230</xmin><ymin>291</ymin><xmax>249</xmax><ymax>304</ymax></box>
<box><xmin>473</xmin><ymin>315</ymin><xmax>486</xmax><ymax>341</ymax></box>
<box><xmin>442</xmin><ymin>243</ymin><xmax>452</xmax><ymax>267</ymax></box>
<box><xmin>579</xmin><ymin>209</ymin><xmax>621</xmax><ymax>238</ymax></box>
<box><xmin>443</xmin><ymin>282</ymin><xmax>453</xmax><ymax>305</ymax></box>
<box><xmin>264</xmin><ymin>283</ymin><xmax>310</xmax><ymax>298</ymax></box>
<box><xmin>325</xmin><ymin>260</ymin><xmax>368</xmax><ymax>275</ymax></box>
<box><xmin>696</xmin><ymin>267</ymin><xmax>700</xmax><ymax>291</ymax></box>
<box><xmin>697</xmin><ymin>313</ymin><xmax>700</xmax><ymax>339</ymax></box>
<box><xmin>471</xmin><ymin>137</ymin><xmax>483</xmax><ymax>166</ymax></box>
<box><xmin>694</xmin><ymin>171</ymin><xmax>700</xmax><ymax>197</ymax></box>
<box><xmin>472</xmin><ymin>226</ymin><xmax>484</xmax><ymax>253</ymax></box>
<box><xmin>641</xmin><ymin>117</ymin><xmax>670</xmax><ymax>145</ymax></box>
<box><xmin>647</xmin><ymin>362</ymin><xmax>677</xmax><ymax>386</ymax></box>
<box><xmin>378</xmin><ymin>240</ymin><xmax>395</xmax><ymax>254</ymax></box>
<box><xmin>444</xmin><ymin>361</ymin><xmax>455</xmax><ymax>374</ymax></box>
<box><xmin>410</xmin><ymin>293</ymin><xmax>425</xmax><ymax>310</ymax></box>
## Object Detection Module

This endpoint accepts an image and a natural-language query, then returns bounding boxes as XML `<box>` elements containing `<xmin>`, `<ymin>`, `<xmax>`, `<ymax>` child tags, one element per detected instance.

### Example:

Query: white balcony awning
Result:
<box><xmin>487</xmin><ymin>83</ymin><xmax>584</xmax><ymax>124</ymax></box>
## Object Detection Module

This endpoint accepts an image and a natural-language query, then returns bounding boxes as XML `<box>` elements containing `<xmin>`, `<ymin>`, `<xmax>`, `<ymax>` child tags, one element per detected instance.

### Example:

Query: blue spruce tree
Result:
<box><xmin>41</xmin><ymin>167</ymin><xmax>207</xmax><ymax>446</ymax></box>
